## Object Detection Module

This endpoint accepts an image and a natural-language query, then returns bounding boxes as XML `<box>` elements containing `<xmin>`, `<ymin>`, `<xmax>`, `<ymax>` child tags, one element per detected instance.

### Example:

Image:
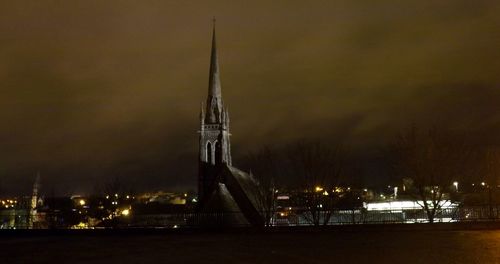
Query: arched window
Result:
<box><xmin>206</xmin><ymin>142</ymin><xmax>212</xmax><ymax>164</ymax></box>
<box><xmin>215</xmin><ymin>140</ymin><xmax>222</xmax><ymax>164</ymax></box>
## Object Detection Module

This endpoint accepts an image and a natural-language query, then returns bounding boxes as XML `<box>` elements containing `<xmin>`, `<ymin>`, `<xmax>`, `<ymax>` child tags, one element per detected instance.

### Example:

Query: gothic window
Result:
<box><xmin>206</xmin><ymin>142</ymin><xmax>212</xmax><ymax>164</ymax></box>
<box><xmin>215</xmin><ymin>140</ymin><xmax>222</xmax><ymax>163</ymax></box>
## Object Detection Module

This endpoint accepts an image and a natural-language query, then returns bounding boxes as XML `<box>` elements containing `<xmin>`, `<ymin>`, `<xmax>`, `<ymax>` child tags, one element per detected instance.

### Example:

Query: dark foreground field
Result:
<box><xmin>1</xmin><ymin>226</ymin><xmax>499</xmax><ymax>264</ymax></box>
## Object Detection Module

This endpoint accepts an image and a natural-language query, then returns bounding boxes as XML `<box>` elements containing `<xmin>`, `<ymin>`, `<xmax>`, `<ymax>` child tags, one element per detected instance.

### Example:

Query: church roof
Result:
<box><xmin>200</xmin><ymin>164</ymin><xmax>265</xmax><ymax>227</ymax></box>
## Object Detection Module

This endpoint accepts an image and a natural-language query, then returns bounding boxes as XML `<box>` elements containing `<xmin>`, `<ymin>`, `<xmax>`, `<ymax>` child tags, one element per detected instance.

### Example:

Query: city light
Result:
<box><xmin>315</xmin><ymin>186</ymin><xmax>323</xmax><ymax>192</ymax></box>
<box><xmin>1</xmin><ymin>199</ymin><xmax>17</xmax><ymax>209</ymax></box>
<box><xmin>79</xmin><ymin>199</ymin><xmax>86</xmax><ymax>206</ymax></box>
<box><xmin>366</xmin><ymin>200</ymin><xmax>458</xmax><ymax>211</ymax></box>
<box><xmin>121</xmin><ymin>209</ymin><xmax>130</xmax><ymax>216</ymax></box>
<box><xmin>453</xmin><ymin>181</ymin><xmax>459</xmax><ymax>191</ymax></box>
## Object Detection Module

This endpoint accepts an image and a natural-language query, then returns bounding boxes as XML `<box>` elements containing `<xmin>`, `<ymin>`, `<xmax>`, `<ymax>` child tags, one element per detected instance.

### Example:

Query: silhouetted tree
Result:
<box><xmin>479</xmin><ymin>148</ymin><xmax>500</xmax><ymax>218</ymax></box>
<box><xmin>102</xmin><ymin>176</ymin><xmax>125</xmax><ymax>197</ymax></box>
<box><xmin>286</xmin><ymin>140</ymin><xmax>345</xmax><ymax>226</ymax></box>
<box><xmin>391</xmin><ymin>126</ymin><xmax>474</xmax><ymax>223</ymax></box>
<box><xmin>244</xmin><ymin>146</ymin><xmax>279</xmax><ymax>226</ymax></box>
<box><xmin>94</xmin><ymin>176</ymin><xmax>136</xmax><ymax>198</ymax></box>
<box><xmin>89</xmin><ymin>176</ymin><xmax>135</xmax><ymax>228</ymax></box>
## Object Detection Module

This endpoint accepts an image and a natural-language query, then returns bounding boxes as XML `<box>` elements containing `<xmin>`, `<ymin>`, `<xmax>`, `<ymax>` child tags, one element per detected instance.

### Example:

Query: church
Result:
<box><xmin>197</xmin><ymin>22</ymin><xmax>264</xmax><ymax>227</ymax></box>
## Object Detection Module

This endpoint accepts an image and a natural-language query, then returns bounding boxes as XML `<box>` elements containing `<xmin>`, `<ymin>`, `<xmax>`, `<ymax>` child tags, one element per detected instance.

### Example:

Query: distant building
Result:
<box><xmin>137</xmin><ymin>191</ymin><xmax>187</xmax><ymax>205</ymax></box>
<box><xmin>29</xmin><ymin>173</ymin><xmax>41</xmax><ymax>228</ymax></box>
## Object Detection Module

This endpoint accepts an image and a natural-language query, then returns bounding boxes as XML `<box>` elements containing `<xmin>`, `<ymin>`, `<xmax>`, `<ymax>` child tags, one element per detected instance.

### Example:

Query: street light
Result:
<box><xmin>453</xmin><ymin>182</ymin><xmax>458</xmax><ymax>192</ymax></box>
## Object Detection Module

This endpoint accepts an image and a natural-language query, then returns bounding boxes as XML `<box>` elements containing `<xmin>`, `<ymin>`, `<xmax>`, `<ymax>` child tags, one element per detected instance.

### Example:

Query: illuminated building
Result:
<box><xmin>29</xmin><ymin>173</ymin><xmax>41</xmax><ymax>229</ymax></box>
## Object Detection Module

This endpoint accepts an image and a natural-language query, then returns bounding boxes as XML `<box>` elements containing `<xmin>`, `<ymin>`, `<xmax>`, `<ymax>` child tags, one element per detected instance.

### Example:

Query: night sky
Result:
<box><xmin>0</xmin><ymin>1</ymin><xmax>499</xmax><ymax>195</ymax></box>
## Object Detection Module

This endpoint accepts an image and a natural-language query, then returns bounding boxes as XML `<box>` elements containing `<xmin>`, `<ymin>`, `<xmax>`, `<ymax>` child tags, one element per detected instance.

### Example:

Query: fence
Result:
<box><xmin>127</xmin><ymin>205</ymin><xmax>500</xmax><ymax>228</ymax></box>
<box><xmin>2</xmin><ymin>205</ymin><xmax>499</xmax><ymax>229</ymax></box>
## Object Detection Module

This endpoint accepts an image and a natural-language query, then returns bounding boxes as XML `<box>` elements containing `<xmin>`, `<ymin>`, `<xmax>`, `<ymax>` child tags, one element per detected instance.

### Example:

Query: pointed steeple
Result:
<box><xmin>206</xmin><ymin>18</ymin><xmax>223</xmax><ymax>123</ymax></box>
<box><xmin>200</xmin><ymin>101</ymin><xmax>205</xmax><ymax>126</ymax></box>
<box><xmin>31</xmin><ymin>172</ymin><xmax>40</xmax><ymax>210</ymax></box>
<box><xmin>224</xmin><ymin>107</ymin><xmax>229</xmax><ymax>126</ymax></box>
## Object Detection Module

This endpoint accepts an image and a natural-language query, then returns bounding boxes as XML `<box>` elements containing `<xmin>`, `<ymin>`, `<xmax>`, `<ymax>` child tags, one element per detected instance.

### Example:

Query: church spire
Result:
<box><xmin>206</xmin><ymin>18</ymin><xmax>223</xmax><ymax>123</ymax></box>
<box><xmin>198</xmin><ymin>19</ymin><xmax>233</xmax><ymax>202</ymax></box>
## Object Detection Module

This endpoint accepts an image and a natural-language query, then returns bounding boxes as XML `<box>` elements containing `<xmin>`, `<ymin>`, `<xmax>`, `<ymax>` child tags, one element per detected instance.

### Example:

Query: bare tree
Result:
<box><xmin>286</xmin><ymin>140</ymin><xmax>344</xmax><ymax>226</ymax></box>
<box><xmin>479</xmin><ymin>147</ymin><xmax>500</xmax><ymax>218</ymax></box>
<box><xmin>244</xmin><ymin>146</ymin><xmax>279</xmax><ymax>226</ymax></box>
<box><xmin>392</xmin><ymin>126</ymin><xmax>474</xmax><ymax>223</ymax></box>
<box><xmin>98</xmin><ymin>176</ymin><xmax>135</xmax><ymax>198</ymax></box>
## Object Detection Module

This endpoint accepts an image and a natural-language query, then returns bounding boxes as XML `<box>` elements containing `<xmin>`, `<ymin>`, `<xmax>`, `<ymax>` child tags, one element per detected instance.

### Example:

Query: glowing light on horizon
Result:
<box><xmin>366</xmin><ymin>200</ymin><xmax>457</xmax><ymax>211</ymax></box>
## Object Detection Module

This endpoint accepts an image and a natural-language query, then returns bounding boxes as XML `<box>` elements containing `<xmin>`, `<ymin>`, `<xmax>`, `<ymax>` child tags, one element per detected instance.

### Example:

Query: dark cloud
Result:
<box><xmin>0</xmin><ymin>0</ymin><xmax>499</xmax><ymax>194</ymax></box>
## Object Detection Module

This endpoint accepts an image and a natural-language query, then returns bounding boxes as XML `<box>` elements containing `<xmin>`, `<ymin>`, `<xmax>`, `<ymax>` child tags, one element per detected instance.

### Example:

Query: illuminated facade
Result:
<box><xmin>29</xmin><ymin>173</ymin><xmax>40</xmax><ymax>228</ymax></box>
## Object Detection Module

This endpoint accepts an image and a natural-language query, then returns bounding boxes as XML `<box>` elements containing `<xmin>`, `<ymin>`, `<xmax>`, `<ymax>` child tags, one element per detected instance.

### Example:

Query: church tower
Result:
<box><xmin>29</xmin><ymin>173</ymin><xmax>40</xmax><ymax>229</ymax></box>
<box><xmin>198</xmin><ymin>20</ymin><xmax>232</xmax><ymax>202</ymax></box>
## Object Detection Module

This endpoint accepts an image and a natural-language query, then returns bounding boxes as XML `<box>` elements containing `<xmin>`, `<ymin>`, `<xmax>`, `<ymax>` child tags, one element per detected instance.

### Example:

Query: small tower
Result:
<box><xmin>198</xmin><ymin>20</ymin><xmax>232</xmax><ymax>202</ymax></box>
<box><xmin>29</xmin><ymin>173</ymin><xmax>41</xmax><ymax>228</ymax></box>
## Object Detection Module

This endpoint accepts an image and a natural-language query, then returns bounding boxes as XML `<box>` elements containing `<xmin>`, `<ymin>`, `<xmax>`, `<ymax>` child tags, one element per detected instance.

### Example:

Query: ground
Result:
<box><xmin>0</xmin><ymin>228</ymin><xmax>499</xmax><ymax>263</ymax></box>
